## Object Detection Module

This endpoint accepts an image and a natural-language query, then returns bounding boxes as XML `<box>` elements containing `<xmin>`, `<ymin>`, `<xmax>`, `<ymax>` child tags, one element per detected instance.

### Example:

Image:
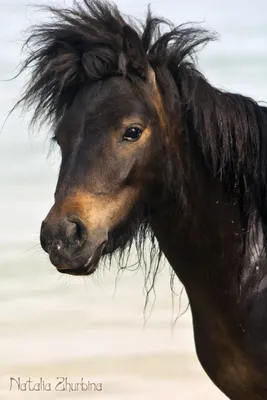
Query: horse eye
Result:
<box><xmin>122</xmin><ymin>127</ymin><xmax>143</xmax><ymax>142</ymax></box>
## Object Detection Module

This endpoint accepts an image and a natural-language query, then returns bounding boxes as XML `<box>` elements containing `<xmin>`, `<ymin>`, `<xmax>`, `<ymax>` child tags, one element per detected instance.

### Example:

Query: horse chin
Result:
<box><xmin>57</xmin><ymin>265</ymin><xmax>97</xmax><ymax>276</ymax></box>
<box><xmin>56</xmin><ymin>241</ymin><xmax>106</xmax><ymax>276</ymax></box>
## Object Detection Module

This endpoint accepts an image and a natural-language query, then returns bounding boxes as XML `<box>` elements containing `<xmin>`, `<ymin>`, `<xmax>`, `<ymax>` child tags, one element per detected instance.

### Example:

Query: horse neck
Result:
<box><xmin>149</xmin><ymin>149</ymin><xmax>246</xmax><ymax>309</ymax></box>
<box><xmin>149</xmin><ymin>157</ymin><xmax>258</xmax><ymax>397</ymax></box>
<box><xmin>150</xmin><ymin>74</ymin><xmax>250</xmax><ymax>303</ymax></box>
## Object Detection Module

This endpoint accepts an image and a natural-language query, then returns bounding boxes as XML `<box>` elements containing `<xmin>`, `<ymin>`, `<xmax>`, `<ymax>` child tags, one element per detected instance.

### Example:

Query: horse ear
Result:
<box><xmin>122</xmin><ymin>25</ymin><xmax>148</xmax><ymax>79</ymax></box>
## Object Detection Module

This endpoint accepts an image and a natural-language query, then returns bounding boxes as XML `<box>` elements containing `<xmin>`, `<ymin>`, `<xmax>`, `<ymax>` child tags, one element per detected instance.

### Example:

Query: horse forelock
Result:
<box><xmin>16</xmin><ymin>2</ymin><xmax>140</xmax><ymax>126</ymax></box>
<box><xmin>17</xmin><ymin>0</ymin><xmax>215</xmax><ymax>126</ymax></box>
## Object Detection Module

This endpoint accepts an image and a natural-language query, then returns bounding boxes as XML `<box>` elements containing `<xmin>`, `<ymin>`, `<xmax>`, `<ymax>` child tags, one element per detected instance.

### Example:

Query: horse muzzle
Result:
<box><xmin>40</xmin><ymin>215</ymin><xmax>107</xmax><ymax>275</ymax></box>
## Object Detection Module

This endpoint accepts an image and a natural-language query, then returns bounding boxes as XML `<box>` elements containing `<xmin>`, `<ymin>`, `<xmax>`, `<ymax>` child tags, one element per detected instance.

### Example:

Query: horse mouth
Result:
<box><xmin>56</xmin><ymin>241</ymin><xmax>106</xmax><ymax>276</ymax></box>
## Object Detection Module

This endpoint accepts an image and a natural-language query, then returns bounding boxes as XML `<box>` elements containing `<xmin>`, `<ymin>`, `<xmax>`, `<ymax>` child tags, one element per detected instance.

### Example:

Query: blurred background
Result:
<box><xmin>0</xmin><ymin>0</ymin><xmax>266</xmax><ymax>398</ymax></box>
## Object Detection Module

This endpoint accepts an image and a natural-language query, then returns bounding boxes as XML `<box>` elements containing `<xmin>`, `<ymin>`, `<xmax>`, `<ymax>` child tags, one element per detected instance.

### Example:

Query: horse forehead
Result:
<box><xmin>83</xmin><ymin>77</ymin><xmax>136</xmax><ymax>104</ymax></box>
<box><xmin>59</xmin><ymin>74</ymin><xmax>153</xmax><ymax>135</ymax></box>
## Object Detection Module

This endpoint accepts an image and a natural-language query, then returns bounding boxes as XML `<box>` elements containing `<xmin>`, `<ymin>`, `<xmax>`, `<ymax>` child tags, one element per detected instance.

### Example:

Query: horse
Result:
<box><xmin>16</xmin><ymin>1</ymin><xmax>267</xmax><ymax>398</ymax></box>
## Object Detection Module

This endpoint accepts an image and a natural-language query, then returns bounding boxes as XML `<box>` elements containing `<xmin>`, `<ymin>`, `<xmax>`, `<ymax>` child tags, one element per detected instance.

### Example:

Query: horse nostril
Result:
<box><xmin>66</xmin><ymin>216</ymin><xmax>88</xmax><ymax>246</ymax></box>
<box><xmin>40</xmin><ymin>216</ymin><xmax>88</xmax><ymax>256</ymax></box>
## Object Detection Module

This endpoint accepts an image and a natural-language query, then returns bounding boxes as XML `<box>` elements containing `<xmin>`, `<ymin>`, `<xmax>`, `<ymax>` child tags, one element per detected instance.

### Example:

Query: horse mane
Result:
<box><xmin>18</xmin><ymin>0</ymin><xmax>267</xmax><ymax>243</ymax></box>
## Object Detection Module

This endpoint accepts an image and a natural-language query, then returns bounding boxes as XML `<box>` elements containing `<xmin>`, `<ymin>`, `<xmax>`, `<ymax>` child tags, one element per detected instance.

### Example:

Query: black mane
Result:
<box><xmin>18</xmin><ymin>0</ymin><xmax>267</xmax><ymax>244</ymax></box>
